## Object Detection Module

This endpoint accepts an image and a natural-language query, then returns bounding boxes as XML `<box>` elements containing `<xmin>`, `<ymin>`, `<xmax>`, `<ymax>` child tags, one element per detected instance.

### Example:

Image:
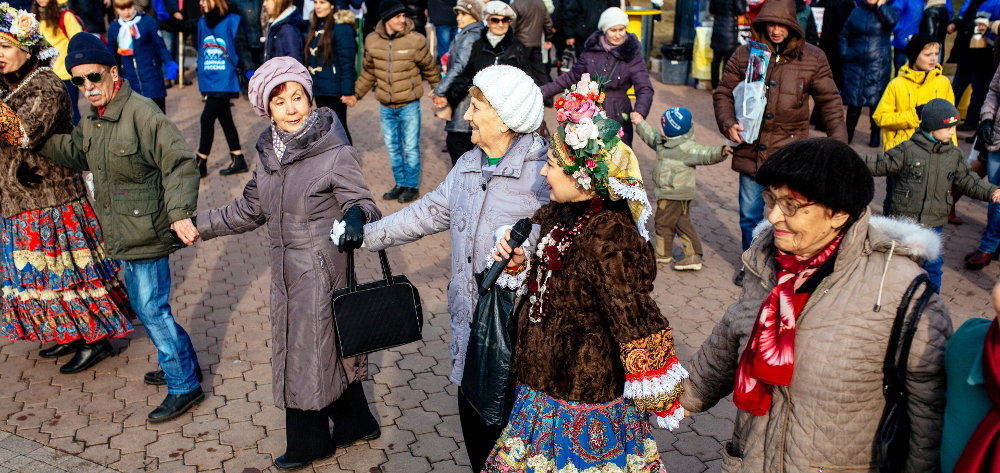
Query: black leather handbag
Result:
<box><xmin>873</xmin><ymin>274</ymin><xmax>934</xmax><ymax>473</ymax></box>
<box><xmin>332</xmin><ymin>250</ymin><xmax>423</xmax><ymax>358</ymax></box>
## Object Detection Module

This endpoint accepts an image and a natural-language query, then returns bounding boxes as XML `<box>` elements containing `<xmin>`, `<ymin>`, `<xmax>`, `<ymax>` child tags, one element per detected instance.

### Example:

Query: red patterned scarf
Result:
<box><xmin>953</xmin><ymin>317</ymin><xmax>1000</xmax><ymax>472</ymax></box>
<box><xmin>734</xmin><ymin>232</ymin><xmax>845</xmax><ymax>416</ymax></box>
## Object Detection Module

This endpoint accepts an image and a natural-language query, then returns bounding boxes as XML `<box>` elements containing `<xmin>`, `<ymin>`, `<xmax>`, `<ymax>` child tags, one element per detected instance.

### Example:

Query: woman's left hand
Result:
<box><xmin>630</xmin><ymin>112</ymin><xmax>644</xmax><ymax>124</ymax></box>
<box><xmin>494</xmin><ymin>228</ymin><xmax>527</xmax><ymax>268</ymax></box>
<box><xmin>991</xmin><ymin>189</ymin><xmax>1000</xmax><ymax>203</ymax></box>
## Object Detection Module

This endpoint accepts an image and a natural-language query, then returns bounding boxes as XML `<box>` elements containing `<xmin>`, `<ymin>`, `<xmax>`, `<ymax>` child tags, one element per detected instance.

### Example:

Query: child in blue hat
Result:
<box><xmin>633</xmin><ymin>107</ymin><xmax>731</xmax><ymax>270</ymax></box>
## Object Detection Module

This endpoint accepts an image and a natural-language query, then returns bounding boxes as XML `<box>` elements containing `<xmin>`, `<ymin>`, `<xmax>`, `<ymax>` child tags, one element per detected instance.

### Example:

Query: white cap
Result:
<box><xmin>472</xmin><ymin>65</ymin><xmax>543</xmax><ymax>134</ymax></box>
<box><xmin>482</xmin><ymin>0</ymin><xmax>516</xmax><ymax>20</ymax></box>
<box><xmin>598</xmin><ymin>7</ymin><xmax>629</xmax><ymax>32</ymax></box>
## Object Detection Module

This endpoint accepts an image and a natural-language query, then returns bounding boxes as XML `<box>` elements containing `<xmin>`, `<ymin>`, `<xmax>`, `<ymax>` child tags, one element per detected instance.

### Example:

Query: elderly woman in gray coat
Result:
<box><xmin>192</xmin><ymin>58</ymin><xmax>382</xmax><ymax>472</ymax></box>
<box><xmin>432</xmin><ymin>0</ymin><xmax>485</xmax><ymax>165</ymax></box>
<box><xmin>364</xmin><ymin>64</ymin><xmax>549</xmax><ymax>471</ymax></box>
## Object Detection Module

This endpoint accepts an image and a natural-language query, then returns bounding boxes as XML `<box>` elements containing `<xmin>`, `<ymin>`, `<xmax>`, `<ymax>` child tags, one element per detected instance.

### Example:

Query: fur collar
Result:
<box><xmin>333</xmin><ymin>9</ymin><xmax>355</xmax><ymax>24</ymax></box>
<box><xmin>583</xmin><ymin>31</ymin><xmax>641</xmax><ymax>62</ymax></box>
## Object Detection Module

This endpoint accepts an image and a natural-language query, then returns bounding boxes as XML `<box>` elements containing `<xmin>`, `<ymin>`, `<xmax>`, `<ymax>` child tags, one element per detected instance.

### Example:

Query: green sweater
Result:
<box><xmin>635</xmin><ymin>120</ymin><xmax>727</xmax><ymax>201</ymax></box>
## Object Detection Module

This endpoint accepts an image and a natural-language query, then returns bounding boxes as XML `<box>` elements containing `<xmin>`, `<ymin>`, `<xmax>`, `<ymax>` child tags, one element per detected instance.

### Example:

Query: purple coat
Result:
<box><xmin>540</xmin><ymin>31</ymin><xmax>653</xmax><ymax>146</ymax></box>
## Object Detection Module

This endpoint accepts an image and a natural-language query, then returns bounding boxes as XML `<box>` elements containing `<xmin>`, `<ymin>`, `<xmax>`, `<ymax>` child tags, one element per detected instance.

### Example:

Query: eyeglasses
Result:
<box><xmin>488</xmin><ymin>17</ymin><xmax>510</xmax><ymax>24</ymax></box>
<box><xmin>70</xmin><ymin>71</ymin><xmax>105</xmax><ymax>87</ymax></box>
<box><xmin>761</xmin><ymin>188</ymin><xmax>819</xmax><ymax>217</ymax></box>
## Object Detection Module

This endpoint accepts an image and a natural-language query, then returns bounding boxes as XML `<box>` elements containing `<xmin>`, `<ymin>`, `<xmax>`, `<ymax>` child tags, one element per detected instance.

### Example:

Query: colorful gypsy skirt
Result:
<box><xmin>483</xmin><ymin>383</ymin><xmax>668</xmax><ymax>473</ymax></box>
<box><xmin>0</xmin><ymin>197</ymin><xmax>133</xmax><ymax>344</ymax></box>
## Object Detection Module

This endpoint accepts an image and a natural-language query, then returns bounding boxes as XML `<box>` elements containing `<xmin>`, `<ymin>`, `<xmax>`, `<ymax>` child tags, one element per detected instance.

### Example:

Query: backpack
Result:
<box><xmin>59</xmin><ymin>10</ymin><xmax>87</xmax><ymax>38</ymax></box>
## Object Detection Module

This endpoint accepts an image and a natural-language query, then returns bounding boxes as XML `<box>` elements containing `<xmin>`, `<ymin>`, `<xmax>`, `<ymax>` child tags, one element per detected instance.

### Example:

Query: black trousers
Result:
<box><xmin>711</xmin><ymin>49</ymin><xmax>735</xmax><ymax>89</ymax></box>
<box><xmin>198</xmin><ymin>97</ymin><xmax>241</xmax><ymax>156</ymax></box>
<box><xmin>845</xmin><ymin>106</ymin><xmax>880</xmax><ymax>143</ymax></box>
<box><xmin>315</xmin><ymin>95</ymin><xmax>353</xmax><ymax>145</ymax></box>
<box><xmin>458</xmin><ymin>388</ymin><xmax>504</xmax><ymax>472</ymax></box>
<box><xmin>152</xmin><ymin>97</ymin><xmax>166</xmax><ymax>114</ymax></box>
<box><xmin>283</xmin><ymin>382</ymin><xmax>379</xmax><ymax>462</ymax></box>
<box><xmin>524</xmin><ymin>46</ymin><xmax>551</xmax><ymax>87</ymax></box>
<box><xmin>446</xmin><ymin>131</ymin><xmax>474</xmax><ymax>166</ymax></box>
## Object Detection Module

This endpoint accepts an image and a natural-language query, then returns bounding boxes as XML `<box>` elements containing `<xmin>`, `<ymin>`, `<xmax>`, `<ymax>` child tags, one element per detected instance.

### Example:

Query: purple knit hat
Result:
<box><xmin>248</xmin><ymin>57</ymin><xmax>313</xmax><ymax>117</ymax></box>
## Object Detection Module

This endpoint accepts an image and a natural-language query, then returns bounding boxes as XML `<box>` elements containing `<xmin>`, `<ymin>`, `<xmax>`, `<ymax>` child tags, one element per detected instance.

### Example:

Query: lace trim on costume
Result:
<box><xmin>620</xmin><ymin>328</ymin><xmax>689</xmax><ymax>430</ymax></box>
<box><xmin>483</xmin><ymin>250</ymin><xmax>530</xmax><ymax>294</ymax></box>
<box><xmin>607</xmin><ymin>176</ymin><xmax>652</xmax><ymax>241</ymax></box>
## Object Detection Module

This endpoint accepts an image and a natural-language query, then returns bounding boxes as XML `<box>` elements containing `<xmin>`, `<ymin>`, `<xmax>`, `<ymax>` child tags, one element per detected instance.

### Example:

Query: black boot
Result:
<box><xmin>195</xmin><ymin>156</ymin><xmax>208</xmax><ymax>178</ymax></box>
<box><xmin>219</xmin><ymin>153</ymin><xmax>248</xmax><ymax>175</ymax></box>
<box><xmin>39</xmin><ymin>339</ymin><xmax>83</xmax><ymax>358</ymax></box>
<box><xmin>59</xmin><ymin>339</ymin><xmax>113</xmax><ymax>374</ymax></box>
<box><xmin>144</xmin><ymin>365</ymin><xmax>204</xmax><ymax>386</ymax></box>
<box><xmin>148</xmin><ymin>386</ymin><xmax>205</xmax><ymax>423</ymax></box>
<box><xmin>845</xmin><ymin>106</ymin><xmax>861</xmax><ymax>144</ymax></box>
<box><xmin>277</xmin><ymin>408</ymin><xmax>337</xmax><ymax>470</ymax></box>
<box><xmin>329</xmin><ymin>382</ymin><xmax>381</xmax><ymax>450</ymax></box>
<box><xmin>398</xmin><ymin>187</ymin><xmax>419</xmax><ymax>203</ymax></box>
<box><xmin>869</xmin><ymin>117</ymin><xmax>881</xmax><ymax>148</ymax></box>
<box><xmin>382</xmin><ymin>186</ymin><xmax>404</xmax><ymax>200</ymax></box>
<box><xmin>734</xmin><ymin>268</ymin><xmax>745</xmax><ymax>287</ymax></box>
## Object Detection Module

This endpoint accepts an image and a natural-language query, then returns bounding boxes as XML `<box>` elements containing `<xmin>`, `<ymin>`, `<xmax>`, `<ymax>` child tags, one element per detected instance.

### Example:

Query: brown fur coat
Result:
<box><xmin>512</xmin><ymin>199</ymin><xmax>670</xmax><ymax>404</ymax></box>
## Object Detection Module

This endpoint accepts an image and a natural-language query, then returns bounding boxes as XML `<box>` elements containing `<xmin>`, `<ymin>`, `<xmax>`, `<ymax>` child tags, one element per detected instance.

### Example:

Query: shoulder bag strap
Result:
<box><xmin>882</xmin><ymin>274</ymin><xmax>930</xmax><ymax>399</ymax></box>
<box><xmin>346</xmin><ymin>249</ymin><xmax>357</xmax><ymax>291</ymax></box>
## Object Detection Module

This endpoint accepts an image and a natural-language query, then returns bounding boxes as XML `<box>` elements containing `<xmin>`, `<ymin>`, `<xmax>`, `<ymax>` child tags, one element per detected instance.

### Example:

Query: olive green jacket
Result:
<box><xmin>866</xmin><ymin>130</ymin><xmax>997</xmax><ymax>228</ymax></box>
<box><xmin>38</xmin><ymin>80</ymin><xmax>199</xmax><ymax>260</ymax></box>
<box><xmin>636</xmin><ymin>121</ymin><xmax>727</xmax><ymax>202</ymax></box>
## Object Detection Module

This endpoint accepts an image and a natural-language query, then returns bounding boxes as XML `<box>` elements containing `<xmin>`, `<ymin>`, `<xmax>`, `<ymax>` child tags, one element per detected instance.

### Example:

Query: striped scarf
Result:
<box><xmin>734</xmin><ymin>231</ymin><xmax>844</xmax><ymax>416</ymax></box>
<box><xmin>116</xmin><ymin>14</ymin><xmax>142</xmax><ymax>56</ymax></box>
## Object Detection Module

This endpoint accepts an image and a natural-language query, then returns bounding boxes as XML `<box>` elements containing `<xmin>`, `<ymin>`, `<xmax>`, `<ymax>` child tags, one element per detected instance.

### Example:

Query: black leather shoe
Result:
<box><xmin>144</xmin><ymin>365</ymin><xmax>204</xmax><ymax>386</ymax></box>
<box><xmin>333</xmin><ymin>427</ymin><xmax>380</xmax><ymax>450</ymax></box>
<box><xmin>219</xmin><ymin>153</ymin><xmax>248</xmax><ymax>175</ymax></box>
<box><xmin>59</xmin><ymin>340</ymin><xmax>113</xmax><ymax>374</ymax></box>
<box><xmin>148</xmin><ymin>387</ymin><xmax>205</xmax><ymax>423</ymax></box>
<box><xmin>734</xmin><ymin>269</ymin><xmax>745</xmax><ymax>287</ymax></box>
<box><xmin>382</xmin><ymin>186</ymin><xmax>404</xmax><ymax>200</ymax></box>
<box><xmin>39</xmin><ymin>339</ymin><xmax>83</xmax><ymax>358</ymax></box>
<box><xmin>398</xmin><ymin>187</ymin><xmax>418</xmax><ymax>203</ymax></box>
<box><xmin>868</xmin><ymin>133</ymin><xmax>880</xmax><ymax>148</ymax></box>
<box><xmin>273</xmin><ymin>450</ymin><xmax>336</xmax><ymax>471</ymax></box>
<box><xmin>195</xmin><ymin>157</ymin><xmax>208</xmax><ymax>178</ymax></box>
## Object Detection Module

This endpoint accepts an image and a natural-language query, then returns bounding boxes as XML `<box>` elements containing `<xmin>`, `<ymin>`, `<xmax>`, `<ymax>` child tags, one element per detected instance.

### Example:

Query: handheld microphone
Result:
<box><xmin>478</xmin><ymin>218</ymin><xmax>532</xmax><ymax>295</ymax></box>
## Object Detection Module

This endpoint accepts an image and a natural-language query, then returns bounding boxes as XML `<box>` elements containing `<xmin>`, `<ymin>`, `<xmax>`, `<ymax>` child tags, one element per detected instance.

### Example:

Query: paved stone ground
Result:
<box><xmin>0</xmin><ymin>71</ymin><xmax>997</xmax><ymax>473</ymax></box>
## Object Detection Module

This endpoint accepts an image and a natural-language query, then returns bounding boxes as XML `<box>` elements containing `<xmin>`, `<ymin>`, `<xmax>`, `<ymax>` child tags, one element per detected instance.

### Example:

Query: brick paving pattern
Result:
<box><xmin>0</xmin><ymin>74</ymin><xmax>996</xmax><ymax>473</ymax></box>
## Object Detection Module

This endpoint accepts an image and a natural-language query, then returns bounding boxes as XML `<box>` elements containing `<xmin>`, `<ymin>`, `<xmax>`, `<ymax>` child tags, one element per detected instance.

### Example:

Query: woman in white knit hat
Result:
<box><xmin>363</xmin><ymin>64</ymin><xmax>550</xmax><ymax>471</ymax></box>
<box><xmin>540</xmin><ymin>7</ymin><xmax>654</xmax><ymax>146</ymax></box>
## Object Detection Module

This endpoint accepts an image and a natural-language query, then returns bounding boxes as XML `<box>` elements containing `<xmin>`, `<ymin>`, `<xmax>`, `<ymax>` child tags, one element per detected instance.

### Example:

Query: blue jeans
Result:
<box><xmin>739</xmin><ymin>174</ymin><xmax>766</xmax><ymax>252</ymax></box>
<box><xmin>893</xmin><ymin>47</ymin><xmax>907</xmax><ymax>74</ymax></box>
<box><xmin>978</xmin><ymin>150</ymin><xmax>1000</xmax><ymax>253</ymax></box>
<box><xmin>380</xmin><ymin>100</ymin><xmax>422</xmax><ymax>188</ymax></box>
<box><xmin>121</xmin><ymin>256</ymin><xmax>200</xmax><ymax>394</ymax></box>
<box><xmin>922</xmin><ymin>226</ymin><xmax>943</xmax><ymax>293</ymax></box>
<box><xmin>436</xmin><ymin>25</ymin><xmax>457</xmax><ymax>63</ymax></box>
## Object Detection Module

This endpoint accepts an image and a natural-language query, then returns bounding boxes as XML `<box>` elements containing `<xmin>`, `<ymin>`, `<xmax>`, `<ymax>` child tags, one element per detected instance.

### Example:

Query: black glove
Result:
<box><xmin>338</xmin><ymin>205</ymin><xmax>366</xmax><ymax>253</ymax></box>
<box><xmin>979</xmin><ymin>119</ymin><xmax>995</xmax><ymax>146</ymax></box>
<box><xmin>15</xmin><ymin>162</ymin><xmax>43</xmax><ymax>188</ymax></box>
<box><xmin>914</xmin><ymin>104</ymin><xmax>925</xmax><ymax>119</ymax></box>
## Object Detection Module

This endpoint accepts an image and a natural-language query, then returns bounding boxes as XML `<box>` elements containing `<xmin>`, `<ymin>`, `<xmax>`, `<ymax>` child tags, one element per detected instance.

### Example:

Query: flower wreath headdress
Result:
<box><xmin>0</xmin><ymin>4</ymin><xmax>56</xmax><ymax>61</ymax></box>
<box><xmin>550</xmin><ymin>72</ymin><xmax>651</xmax><ymax>240</ymax></box>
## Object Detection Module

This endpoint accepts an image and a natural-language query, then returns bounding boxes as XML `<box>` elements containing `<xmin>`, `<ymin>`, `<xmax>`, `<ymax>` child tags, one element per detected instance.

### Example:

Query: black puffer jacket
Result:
<box><xmin>444</xmin><ymin>29</ymin><xmax>530</xmax><ymax>105</ymax></box>
<box><xmin>710</xmin><ymin>0</ymin><xmax>746</xmax><ymax>52</ymax></box>
<box><xmin>404</xmin><ymin>0</ymin><xmax>428</xmax><ymax>35</ymax></box>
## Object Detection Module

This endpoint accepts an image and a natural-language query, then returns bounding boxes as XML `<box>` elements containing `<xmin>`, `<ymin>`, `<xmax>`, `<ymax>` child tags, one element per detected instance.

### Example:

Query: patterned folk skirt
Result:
<box><xmin>483</xmin><ymin>383</ymin><xmax>668</xmax><ymax>473</ymax></box>
<box><xmin>0</xmin><ymin>197</ymin><xmax>133</xmax><ymax>344</ymax></box>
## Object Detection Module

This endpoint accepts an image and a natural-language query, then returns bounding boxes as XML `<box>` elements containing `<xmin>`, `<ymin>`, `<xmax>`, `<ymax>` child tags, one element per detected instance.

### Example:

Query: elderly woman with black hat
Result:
<box><xmin>192</xmin><ymin>57</ymin><xmax>382</xmax><ymax>471</ymax></box>
<box><xmin>362</xmin><ymin>64</ymin><xmax>550</xmax><ymax>471</ymax></box>
<box><xmin>0</xmin><ymin>6</ymin><xmax>134</xmax><ymax>373</ymax></box>
<box><xmin>680</xmin><ymin>138</ymin><xmax>952</xmax><ymax>472</ymax></box>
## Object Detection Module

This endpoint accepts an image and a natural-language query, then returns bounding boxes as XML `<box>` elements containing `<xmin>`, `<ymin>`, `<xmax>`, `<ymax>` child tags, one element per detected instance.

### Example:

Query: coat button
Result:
<box><xmin>133</xmin><ymin>209</ymin><xmax>139</xmax><ymax>215</ymax></box>
<box><xmin>467</xmin><ymin>256</ymin><xmax>472</xmax><ymax>263</ymax></box>
<box><xmin>765</xmin><ymin>113</ymin><xmax>773</xmax><ymax>120</ymax></box>
<box><xmin>759</xmin><ymin>144</ymin><xmax>768</xmax><ymax>151</ymax></box>
<box><xmin>96</xmin><ymin>123</ymin><xmax>101</xmax><ymax>128</ymax></box>
<box><xmin>481</xmin><ymin>183</ymin><xmax>486</xmax><ymax>191</ymax></box>
<box><xmin>768</xmin><ymin>80</ymin><xmax>777</xmax><ymax>87</ymax></box>
<box><xmin>119</xmin><ymin>149</ymin><xmax>125</xmax><ymax>153</ymax></box>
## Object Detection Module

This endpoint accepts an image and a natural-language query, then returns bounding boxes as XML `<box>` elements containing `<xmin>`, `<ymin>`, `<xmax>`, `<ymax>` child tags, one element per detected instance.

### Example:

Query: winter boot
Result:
<box><xmin>219</xmin><ymin>153</ymin><xmax>248</xmax><ymax>175</ymax></box>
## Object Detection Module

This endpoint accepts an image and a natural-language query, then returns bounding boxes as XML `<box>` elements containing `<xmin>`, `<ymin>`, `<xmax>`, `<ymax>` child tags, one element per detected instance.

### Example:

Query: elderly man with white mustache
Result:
<box><xmin>32</xmin><ymin>33</ymin><xmax>205</xmax><ymax>424</ymax></box>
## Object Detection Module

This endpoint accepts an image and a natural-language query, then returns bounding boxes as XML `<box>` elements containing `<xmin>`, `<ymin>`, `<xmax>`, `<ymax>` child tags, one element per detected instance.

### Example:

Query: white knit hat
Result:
<box><xmin>473</xmin><ymin>65</ymin><xmax>543</xmax><ymax>134</ymax></box>
<box><xmin>482</xmin><ymin>0</ymin><xmax>516</xmax><ymax>20</ymax></box>
<box><xmin>598</xmin><ymin>7</ymin><xmax>629</xmax><ymax>32</ymax></box>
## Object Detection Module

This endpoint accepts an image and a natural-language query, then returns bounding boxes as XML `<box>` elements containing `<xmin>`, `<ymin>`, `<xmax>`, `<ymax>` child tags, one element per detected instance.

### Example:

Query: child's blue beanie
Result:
<box><xmin>661</xmin><ymin>107</ymin><xmax>693</xmax><ymax>137</ymax></box>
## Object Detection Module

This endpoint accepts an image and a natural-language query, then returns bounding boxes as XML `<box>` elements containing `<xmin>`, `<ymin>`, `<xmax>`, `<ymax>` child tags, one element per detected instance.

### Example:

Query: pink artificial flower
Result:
<box><xmin>556</xmin><ymin>110</ymin><xmax>567</xmax><ymax>122</ymax></box>
<box><xmin>586</xmin><ymin>159</ymin><xmax>596</xmax><ymax>168</ymax></box>
<box><xmin>567</xmin><ymin>100</ymin><xmax>599</xmax><ymax>123</ymax></box>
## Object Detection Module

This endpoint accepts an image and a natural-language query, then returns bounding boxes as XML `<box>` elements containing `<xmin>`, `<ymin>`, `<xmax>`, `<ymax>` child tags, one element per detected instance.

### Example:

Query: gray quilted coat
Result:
<box><xmin>680</xmin><ymin>210</ymin><xmax>952</xmax><ymax>473</ymax></box>
<box><xmin>364</xmin><ymin>133</ymin><xmax>550</xmax><ymax>385</ymax></box>
<box><xmin>434</xmin><ymin>20</ymin><xmax>484</xmax><ymax>134</ymax></box>
<box><xmin>197</xmin><ymin>110</ymin><xmax>382</xmax><ymax>411</ymax></box>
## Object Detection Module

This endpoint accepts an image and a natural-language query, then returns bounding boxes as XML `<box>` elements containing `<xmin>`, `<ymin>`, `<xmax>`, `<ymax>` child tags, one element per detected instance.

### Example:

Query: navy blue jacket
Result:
<box><xmin>265</xmin><ymin>7</ymin><xmax>307</xmax><ymax>63</ymax></box>
<box><xmin>840</xmin><ymin>2</ymin><xmax>899</xmax><ymax>107</ymax></box>
<box><xmin>107</xmin><ymin>13</ymin><xmax>173</xmax><ymax>99</ymax></box>
<box><xmin>306</xmin><ymin>13</ymin><xmax>357</xmax><ymax>97</ymax></box>
<box><xmin>230</xmin><ymin>0</ymin><xmax>265</xmax><ymax>50</ymax></box>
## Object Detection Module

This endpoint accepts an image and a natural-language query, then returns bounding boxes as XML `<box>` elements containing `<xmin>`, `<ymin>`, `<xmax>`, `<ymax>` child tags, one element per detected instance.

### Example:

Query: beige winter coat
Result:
<box><xmin>681</xmin><ymin>209</ymin><xmax>952</xmax><ymax>473</ymax></box>
<box><xmin>355</xmin><ymin>17</ymin><xmax>440</xmax><ymax>108</ymax></box>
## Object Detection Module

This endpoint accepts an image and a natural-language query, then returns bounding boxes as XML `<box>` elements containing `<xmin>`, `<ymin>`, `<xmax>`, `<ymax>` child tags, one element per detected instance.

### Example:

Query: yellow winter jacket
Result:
<box><xmin>873</xmin><ymin>64</ymin><xmax>955</xmax><ymax>152</ymax></box>
<box><xmin>39</xmin><ymin>6</ymin><xmax>84</xmax><ymax>81</ymax></box>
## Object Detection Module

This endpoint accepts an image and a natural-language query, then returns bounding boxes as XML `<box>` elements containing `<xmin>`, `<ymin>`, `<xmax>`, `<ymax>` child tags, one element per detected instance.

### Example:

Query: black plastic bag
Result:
<box><xmin>462</xmin><ymin>270</ymin><xmax>520</xmax><ymax>428</ymax></box>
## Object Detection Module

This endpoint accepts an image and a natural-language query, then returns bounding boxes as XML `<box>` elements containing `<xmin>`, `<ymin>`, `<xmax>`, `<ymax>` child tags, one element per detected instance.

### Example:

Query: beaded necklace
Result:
<box><xmin>527</xmin><ymin>198</ymin><xmax>603</xmax><ymax>323</ymax></box>
<box><xmin>4</xmin><ymin>66</ymin><xmax>51</xmax><ymax>102</ymax></box>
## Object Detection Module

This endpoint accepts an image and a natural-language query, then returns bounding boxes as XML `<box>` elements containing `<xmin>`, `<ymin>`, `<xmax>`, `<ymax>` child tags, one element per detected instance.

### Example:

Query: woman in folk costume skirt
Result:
<box><xmin>488</xmin><ymin>74</ymin><xmax>688</xmax><ymax>472</ymax></box>
<box><xmin>0</xmin><ymin>5</ymin><xmax>133</xmax><ymax>373</ymax></box>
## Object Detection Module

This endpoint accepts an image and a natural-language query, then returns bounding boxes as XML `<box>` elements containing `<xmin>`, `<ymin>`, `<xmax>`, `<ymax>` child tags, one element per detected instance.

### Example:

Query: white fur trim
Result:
<box><xmin>37</xmin><ymin>47</ymin><xmax>58</xmax><ymax>61</ymax></box>
<box><xmin>607</xmin><ymin>176</ymin><xmax>652</xmax><ymax>241</ymax></box>
<box><xmin>751</xmin><ymin>215</ymin><xmax>941</xmax><ymax>261</ymax></box>
<box><xmin>655</xmin><ymin>408</ymin><xmax>685</xmax><ymax>431</ymax></box>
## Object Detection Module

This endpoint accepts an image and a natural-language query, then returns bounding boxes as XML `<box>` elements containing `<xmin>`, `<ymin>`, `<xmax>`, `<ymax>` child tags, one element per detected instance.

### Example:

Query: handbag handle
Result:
<box><xmin>882</xmin><ymin>274</ymin><xmax>933</xmax><ymax>400</ymax></box>
<box><xmin>344</xmin><ymin>249</ymin><xmax>394</xmax><ymax>292</ymax></box>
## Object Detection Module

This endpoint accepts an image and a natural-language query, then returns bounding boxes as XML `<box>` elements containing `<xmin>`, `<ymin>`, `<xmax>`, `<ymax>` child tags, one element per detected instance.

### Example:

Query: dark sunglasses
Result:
<box><xmin>488</xmin><ymin>16</ymin><xmax>510</xmax><ymax>24</ymax></box>
<box><xmin>70</xmin><ymin>71</ymin><xmax>105</xmax><ymax>87</ymax></box>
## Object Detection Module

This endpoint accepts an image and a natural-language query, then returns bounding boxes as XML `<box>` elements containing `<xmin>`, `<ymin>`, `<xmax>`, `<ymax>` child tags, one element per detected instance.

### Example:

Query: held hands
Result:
<box><xmin>171</xmin><ymin>218</ymin><xmax>199</xmax><ymax>246</ymax></box>
<box><xmin>433</xmin><ymin>95</ymin><xmax>448</xmax><ymax>109</ymax></box>
<box><xmin>992</xmin><ymin>189</ymin><xmax>1000</xmax><ymax>203</ymax></box>
<box><xmin>629</xmin><ymin>111</ymin><xmax>644</xmax><ymax>125</ymax></box>
<box><xmin>979</xmin><ymin>119</ymin><xmax>995</xmax><ymax>145</ymax></box>
<box><xmin>493</xmin><ymin>228</ymin><xmax>527</xmax><ymax>268</ymax></box>
<box><xmin>948</xmin><ymin>23</ymin><xmax>957</xmax><ymax>34</ymax></box>
<box><xmin>338</xmin><ymin>206</ymin><xmax>366</xmax><ymax>252</ymax></box>
<box><xmin>341</xmin><ymin>95</ymin><xmax>358</xmax><ymax>107</ymax></box>
<box><xmin>723</xmin><ymin>145</ymin><xmax>733</xmax><ymax>156</ymax></box>
<box><xmin>726</xmin><ymin>123</ymin><xmax>745</xmax><ymax>144</ymax></box>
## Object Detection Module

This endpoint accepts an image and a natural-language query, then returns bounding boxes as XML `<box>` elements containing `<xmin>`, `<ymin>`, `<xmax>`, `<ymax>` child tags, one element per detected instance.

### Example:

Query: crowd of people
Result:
<box><xmin>0</xmin><ymin>0</ymin><xmax>1000</xmax><ymax>472</ymax></box>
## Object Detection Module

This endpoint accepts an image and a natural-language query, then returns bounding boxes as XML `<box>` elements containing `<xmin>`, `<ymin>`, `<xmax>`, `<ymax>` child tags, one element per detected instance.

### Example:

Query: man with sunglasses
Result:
<box><xmin>36</xmin><ymin>33</ymin><xmax>205</xmax><ymax>424</ymax></box>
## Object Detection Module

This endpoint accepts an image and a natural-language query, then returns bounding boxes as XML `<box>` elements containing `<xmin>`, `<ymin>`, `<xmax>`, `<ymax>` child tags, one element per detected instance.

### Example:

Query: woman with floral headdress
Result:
<box><xmin>0</xmin><ymin>5</ymin><xmax>134</xmax><ymax>374</ymax></box>
<box><xmin>488</xmin><ymin>73</ymin><xmax>687</xmax><ymax>473</ymax></box>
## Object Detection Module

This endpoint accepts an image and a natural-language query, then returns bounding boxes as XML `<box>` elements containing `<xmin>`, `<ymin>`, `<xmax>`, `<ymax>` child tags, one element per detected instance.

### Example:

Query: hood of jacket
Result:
<box><xmin>375</xmin><ymin>16</ymin><xmax>415</xmax><ymax>39</ymax></box>
<box><xmin>897</xmin><ymin>63</ymin><xmax>945</xmax><ymax>86</ymax></box>
<box><xmin>257</xmin><ymin>109</ymin><xmax>349</xmax><ymax>172</ymax></box>
<box><xmin>332</xmin><ymin>9</ymin><xmax>355</xmax><ymax>24</ymax></box>
<box><xmin>661</xmin><ymin>129</ymin><xmax>697</xmax><ymax>149</ymax></box>
<box><xmin>752</xmin><ymin>0</ymin><xmax>805</xmax><ymax>55</ymax></box>
<box><xmin>908</xmin><ymin>127</ymin><xmax>957</xmax><ymax>154</ymax></box>
<box><xmin>583</xmin><ymin>30</ymin><xmax>642</xmax><ymax>62</ymax></box>
<box><xmin>270</xmin><ymin>6</ymin><xmax>306</xmax><ymax>31</ymax></box>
